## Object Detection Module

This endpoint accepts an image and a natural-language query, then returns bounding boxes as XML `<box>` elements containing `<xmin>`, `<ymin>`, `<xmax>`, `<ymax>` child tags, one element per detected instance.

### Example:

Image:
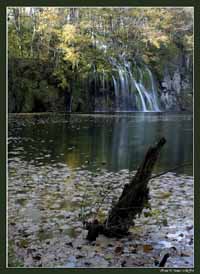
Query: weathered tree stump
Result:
<box><xmin>86</xmin><ymin>137</ymin><xmax>166</xmax><ymax>241</ymax></box>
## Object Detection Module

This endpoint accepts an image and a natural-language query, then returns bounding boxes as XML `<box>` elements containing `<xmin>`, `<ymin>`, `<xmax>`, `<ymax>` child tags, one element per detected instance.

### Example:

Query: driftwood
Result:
<box><xmin>159</xmin><ymin>253</ymin><xmax>170</xmax><ymax>267</ymax></box>
<box><xmin>86</xmin><ymin>137</ymin><xmax>166</xmax><ymax>241</ymax></box>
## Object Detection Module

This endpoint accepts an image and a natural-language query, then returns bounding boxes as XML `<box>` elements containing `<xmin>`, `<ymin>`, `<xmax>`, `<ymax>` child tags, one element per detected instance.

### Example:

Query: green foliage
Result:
<box><xmin>8</xmin><ymin>58</ymin><xmax>66</xmax><ymax>112</ymax></box>
<box><xmin>8</xmin><ymin>7</ymin><xmax>193</xmax><ymax>112</ymax></box>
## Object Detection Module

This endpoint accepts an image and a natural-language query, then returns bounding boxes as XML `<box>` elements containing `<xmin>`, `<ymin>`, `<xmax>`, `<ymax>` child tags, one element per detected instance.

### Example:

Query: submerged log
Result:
<box><xmin>86</xmin><ymin>137</ymin><xmax>166</xmax><ymax>241</ymax></box>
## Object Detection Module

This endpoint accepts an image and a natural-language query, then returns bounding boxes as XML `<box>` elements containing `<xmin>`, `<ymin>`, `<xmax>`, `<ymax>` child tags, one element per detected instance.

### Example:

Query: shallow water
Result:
<box><xmin>8</xmin><ymin>113</ymin><xmax>194</xmax><ymax>267</ymax></box>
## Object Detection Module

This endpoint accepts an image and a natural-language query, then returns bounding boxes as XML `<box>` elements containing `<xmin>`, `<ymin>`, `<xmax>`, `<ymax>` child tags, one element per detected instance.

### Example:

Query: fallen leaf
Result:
<box><xmin>104</xmin><ymin>254</ymin><xmax>113</xmax><ymax>260</ymax></box>
<box><xmin>143</xmin><ymin>244</ymin><xmax>153</xmax><ymax>253</ymax></box>
<box><xmin>180</xmin><ymin>253</ymin><xmax>191</xmax><ymax>257</ymax></box>
<box><xmin>115</xmin><ymin>246</ymin><xmax>123</xmax><ymax>254</ymax></box>
<box><xmin>160</xmin><ymin>192</ymin><xmax>172</xmax><ymax>199</ymax></box>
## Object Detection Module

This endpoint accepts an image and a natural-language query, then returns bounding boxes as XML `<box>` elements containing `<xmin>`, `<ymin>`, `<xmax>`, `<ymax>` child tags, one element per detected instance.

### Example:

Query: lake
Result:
<box><xmin>8</xmin><ymin>113</ymin><xmax>194</xmax><ymax>267</ymax></box>
<box><xmin>8</xmin><ymin>113</ymin><xmax>193</xmax><ymax>175</ymax></box>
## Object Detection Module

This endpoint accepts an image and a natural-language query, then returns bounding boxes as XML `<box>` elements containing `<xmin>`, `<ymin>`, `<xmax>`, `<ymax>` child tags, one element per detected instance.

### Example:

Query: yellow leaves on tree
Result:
<box><xmin>150</xmin><ymin>34</ymin><xmax>169</xmax><ymax>49</ymax></box>
<box><xmin>61</xmin><ymin>24</ymin><xmax>77</xmax><ymax>44</ymax></box>
<box><xmin>183</xmin><ymin>34</ymin><xmax>193</xmax><ymax>51</ymax></box>
<box><xmin>63</xmin><ymin>48</ymin><xmax>80</xmax><ymax>69</ymax></box>
<box><xmin>38</xmin><ymin>8</ymin><xmax>60</xmax><ymax>33</ymax></box>
<box><xmin>59</xmin><ymin>24</ymin><xmax>82</xmax><ymax>68</ymax></box>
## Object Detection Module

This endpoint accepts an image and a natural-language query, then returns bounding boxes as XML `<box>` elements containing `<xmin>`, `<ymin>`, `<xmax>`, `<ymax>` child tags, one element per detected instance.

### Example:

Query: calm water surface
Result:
<box><xmin>8</xmin><ymin>113</ymin><xmax>193</xmax><ymax>175</ymax></box>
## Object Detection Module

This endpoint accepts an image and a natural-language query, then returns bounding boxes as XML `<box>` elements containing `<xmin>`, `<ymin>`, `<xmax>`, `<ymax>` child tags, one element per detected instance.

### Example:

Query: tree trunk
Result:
<box><xmin>86</xmin><ymin>137</ymin><xmax>166</xmax><ymax>241</ymax></box>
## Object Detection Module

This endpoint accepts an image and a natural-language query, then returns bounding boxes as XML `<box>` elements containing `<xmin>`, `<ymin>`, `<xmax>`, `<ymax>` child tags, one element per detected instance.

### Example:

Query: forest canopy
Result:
<box><xmin>8</xmin><ymin>7</ymin><xmax>193</xmax><ymax>113</ymax></box>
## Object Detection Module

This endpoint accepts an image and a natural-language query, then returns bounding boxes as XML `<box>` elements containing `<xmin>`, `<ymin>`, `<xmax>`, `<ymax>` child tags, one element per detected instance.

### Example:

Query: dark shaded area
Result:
<box><xmin>8</xmin><ymin>58</ymin><xmax>115</xmax><ymax>113</ymax></box>
<box><xmin>8</xmin><ymin>58</ymin><xmax>67</xmax><ymax>113</ymax></box>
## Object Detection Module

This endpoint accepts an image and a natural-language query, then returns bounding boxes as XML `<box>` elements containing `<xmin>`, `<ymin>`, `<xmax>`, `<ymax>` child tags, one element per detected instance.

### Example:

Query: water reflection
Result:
<box><xmin>8</xmin><ymin>113</ymin><xmax>193</xmax><ymax>175</ymax></box>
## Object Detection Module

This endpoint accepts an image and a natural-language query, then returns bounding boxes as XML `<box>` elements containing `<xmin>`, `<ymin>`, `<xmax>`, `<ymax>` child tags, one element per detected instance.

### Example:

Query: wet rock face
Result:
<box><xmin>161</xmin><ymin>73</ymin><xmax>172</xmax><ymax>91</ymax></box>
<box><xmin>159</xmin><ymin>53</ymin><xmax>193</xmax><ymax>111</ymax></box>
<box><xmin>172</xmin><ymin>70</ymin><xmax>181</xmax><ymax>95</ymax></box>
<box><xmin>161</xmin><ymin>69</ymin><xmax>182</xmax><ymax>96</ymax></box>
<box><xmin>160</xmin><ymin>91</ymin><xmax>179</xmax><ymax>111</ymax></box>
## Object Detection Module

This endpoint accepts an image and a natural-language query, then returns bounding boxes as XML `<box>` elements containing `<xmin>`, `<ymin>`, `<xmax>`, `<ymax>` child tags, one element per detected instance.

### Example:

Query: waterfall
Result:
<box><xmin>102</xmin><ymin>69</ymin><xmax>105</xmax><ymax>91</ymax></box>
<box><xmin>112</xmin><ymin>75</ymin><xmax>118</xmax><ymax>97</ymax></box>
<box><xmin>118</xmin><ymin>65</ymin><xmax>127</xmax><ymax>110</ymax></box>
<box><xmin>127</xmin><ymin>63</ymin><xmax>147</xmax><ymax>111</ymax></box>
<box><xmin>110</xmin><ymin>58</ymin><xmax>161</xmax><ymax>112</ymax></box>
<box><xmin>112</xmin><ymin>75</ymin><xmax>119</xmax><ymax>109</ymax></box>
<box><xmin>93</xmin><ymin>56</ymin><xmax>161</xmax><ymax>112</ymax></box>
<box><xmin>69</xmin><ymin>96</ymin><xmax>73</xmax><ymax>112</ymax></box>
<box><xmin>118</xmin><ymin>66</ymin><xmax>126</xmax><ymax>96</ymax></box>
<box><xmin>146</xmin><ymin>67</ymin><xmax>160</xmax><ymax>111</ymax></box>
<box><xmin>139</xmin><ymin>84</ymin><xmax>154</xmax><ymax>110</ymax></box>
<box><xmin>133</xmin><ymin>80</ymin><xmax>148</xmax><ymax>111</ymax></box>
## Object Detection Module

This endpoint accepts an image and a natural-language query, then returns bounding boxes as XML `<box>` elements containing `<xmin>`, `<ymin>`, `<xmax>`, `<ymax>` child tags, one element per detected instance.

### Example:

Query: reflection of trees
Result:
<box><xmin>9</xmin><ymin>115</ymin><xmax>193</xmax><ymax>174</ymax></box>
<box><xmin>111</xmin><ymin>117</ymin><xmax>130</xmax><ymax>170</ymax></box>
<box><xmin>88</xmin><ymin>114</ymin><xmax>193</xmax><ymax>173</ymax></box>
<box><xmin>157</xmin><ymin>118</ymin><xmax>193</xmax><ymax>174</ymax></box>
<box><xmin>64</xmin><ymin>150</ymin><xmax>82</xmax><ymax>169</ymax></box>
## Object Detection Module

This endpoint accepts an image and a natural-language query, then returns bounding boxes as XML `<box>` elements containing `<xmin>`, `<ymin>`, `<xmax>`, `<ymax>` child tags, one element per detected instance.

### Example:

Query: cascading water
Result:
<box><xmin>111</xmin><ymin>58</ymin><xmax>161</xmax><ymax>112</ymax></box>
<box><xmin>91</xmin><ymin>55</ymin><xmax>161</xmax><ymax>112</ymax></box>
<box><xmin>133</xmin><ymin>80</ymin><xmax>148</xmax><ymax>111</ymax></box>
<box><xmin>112</xmin><ymin>75</ymin><xmax>119</xmax><ymax>109</ymax></box>
<box><xmin>118</xmin><ymin>65</ymin><xmax>127</xmax><ymax>110</ymax></box>
<box><xmin>146</xmin><ymin>67</ymin><xmax>160</xmax><ymax>111</ymax></box>
<box><xmin>90</xmin><ymin>35</ymin><xmax>161</xmax><ymax>112</ymax></box>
